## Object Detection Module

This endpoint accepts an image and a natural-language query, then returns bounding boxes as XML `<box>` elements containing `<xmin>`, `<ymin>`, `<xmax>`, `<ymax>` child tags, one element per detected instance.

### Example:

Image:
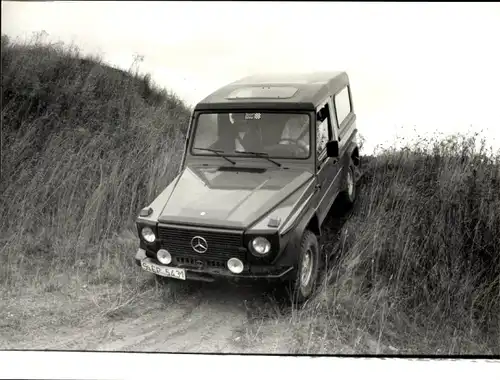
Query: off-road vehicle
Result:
<box><xmin>134</xmin><ymin>71</ymin><xmax>361</xmax><ymax>303</ymax></box>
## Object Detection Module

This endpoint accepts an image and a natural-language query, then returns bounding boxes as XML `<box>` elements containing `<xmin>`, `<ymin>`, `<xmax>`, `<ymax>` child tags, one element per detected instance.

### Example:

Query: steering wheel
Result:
<box><xmin>278</xmin><ymin>138</ymin><xmax>309</xmax><ymax>153</ymax></box>
<box><xmin>266</xmin><ymin>138</ymin><xmax>309</xmax><ymax>156</ymax></box>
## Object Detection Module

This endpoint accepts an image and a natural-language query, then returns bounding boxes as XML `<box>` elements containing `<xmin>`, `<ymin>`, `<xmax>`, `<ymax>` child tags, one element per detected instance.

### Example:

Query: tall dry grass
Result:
<box><xmin>292</xmin><ymin>134</ymin><xmax>500</xmax><ymax>354</ymax></box>
<box><xmin>1</xmin><ymin>35</ymin><xmax>190</xmax><ymax>288</ymax></box>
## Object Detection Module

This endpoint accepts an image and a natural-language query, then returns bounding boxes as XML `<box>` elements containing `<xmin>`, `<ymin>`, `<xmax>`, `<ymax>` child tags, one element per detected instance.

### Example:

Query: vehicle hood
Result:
<box><xmin>157</xmin><ymin>165</ymin><xmax>314</xmax><ymax>229</ymax></box>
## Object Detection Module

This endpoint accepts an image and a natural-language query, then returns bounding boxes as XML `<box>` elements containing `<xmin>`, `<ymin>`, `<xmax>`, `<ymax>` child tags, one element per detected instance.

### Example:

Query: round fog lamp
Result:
<box><xmin>141</xmin><ymin>226</ymin><xmax>156</xmax><ymax>243</ymax></box>
<box><xmin>251</xmin><ymin>237</ymin><xmax>271</xmax><ymax>256</ymax></box>
<box><xmin>157</xmin><ymin>249</ymin><xmax>172</xmax><ymax>265</ymax></box>
<box><xmin>227</xmin><ymin>258</ymin><xmax>244</xmax><ymax>274</ymax></box>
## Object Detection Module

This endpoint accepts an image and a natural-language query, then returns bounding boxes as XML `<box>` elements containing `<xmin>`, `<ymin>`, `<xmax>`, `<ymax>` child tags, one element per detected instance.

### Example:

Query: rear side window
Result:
<box><xmin>334</xmin><ymin>86</ymin><xmax>352</xmax><ymax>127</ymax></box>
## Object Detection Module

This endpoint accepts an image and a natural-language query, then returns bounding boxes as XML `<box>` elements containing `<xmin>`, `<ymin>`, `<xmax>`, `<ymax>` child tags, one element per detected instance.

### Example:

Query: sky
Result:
<box><xmin>2</xmin><ymin>1</ymin><xmax>500</xmax><ymax>154</ymax></box>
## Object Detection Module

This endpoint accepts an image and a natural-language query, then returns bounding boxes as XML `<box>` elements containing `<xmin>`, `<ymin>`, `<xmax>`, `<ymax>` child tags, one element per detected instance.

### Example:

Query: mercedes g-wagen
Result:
<box><xmin>134</xmin><ymin>71</ymin><xmax>361</xmax><ymax>303</ymax></box>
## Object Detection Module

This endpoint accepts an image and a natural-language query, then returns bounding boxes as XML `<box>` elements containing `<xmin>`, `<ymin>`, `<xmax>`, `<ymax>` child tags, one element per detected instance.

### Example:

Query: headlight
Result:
<box><xmin>141</xmin><ymin>226</ymin><xmax>156</xmax><ymax>243</ymax></box>
<box><xmin>250</xmin><ymin>237</ymin><xmax>271</xmax><ymax>256</ymax></box>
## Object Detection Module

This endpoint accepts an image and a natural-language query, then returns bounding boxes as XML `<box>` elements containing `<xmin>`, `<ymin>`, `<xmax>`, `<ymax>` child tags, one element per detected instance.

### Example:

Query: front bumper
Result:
<box><xmin>134</xmin><ymin>248</ymin><xmax>294</xmax><ymax>283</ymax></box>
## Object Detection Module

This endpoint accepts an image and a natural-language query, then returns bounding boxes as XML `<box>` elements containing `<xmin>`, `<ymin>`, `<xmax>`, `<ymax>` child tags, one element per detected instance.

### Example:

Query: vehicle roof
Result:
<box><xmin>194</xmin><ymin>71</ymin><xmax>349</xmax><ymax>111</ymax></box>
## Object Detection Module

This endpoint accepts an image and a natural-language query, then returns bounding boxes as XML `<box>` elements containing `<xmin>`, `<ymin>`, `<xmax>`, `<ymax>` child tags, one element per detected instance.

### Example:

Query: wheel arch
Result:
<box><xmin>274</xmin><ymin>206</ymin><xmax>320</xmax><ymax>262</ymax></box>
<box><xmin>305</xmin><ymin>213</ymin><xmax>321</xmax><ymax>237</ymax></box>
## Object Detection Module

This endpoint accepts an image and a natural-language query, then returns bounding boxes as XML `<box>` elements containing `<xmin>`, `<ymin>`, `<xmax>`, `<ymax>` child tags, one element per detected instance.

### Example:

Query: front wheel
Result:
<box><xmin>287</xmin><ymin>230</ymin><xmax>321</xmax><ymax>305</ymax></box>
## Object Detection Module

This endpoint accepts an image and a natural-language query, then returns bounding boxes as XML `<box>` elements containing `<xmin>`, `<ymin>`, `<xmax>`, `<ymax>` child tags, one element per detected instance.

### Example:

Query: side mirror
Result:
<box><xmin>326</xmin><ymin>140</ymin><xmax>339</xmax><ymax>158</ymax></box>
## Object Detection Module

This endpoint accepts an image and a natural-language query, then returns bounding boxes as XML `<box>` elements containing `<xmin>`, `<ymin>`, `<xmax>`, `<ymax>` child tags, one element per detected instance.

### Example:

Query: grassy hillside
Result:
<box><xmin>1</xmin><ymin>35</ymin><xmax>190</xmax><ymax>285</ymax></box>
<box><xmin>294</xmin><ymin>137</ymin><xmax>500</xmax><ymax>354</ymax></box>
<box><xmin>1</xmin><ymin>36</ymin><xmax>498</xmax><ymax>354</ymax></box>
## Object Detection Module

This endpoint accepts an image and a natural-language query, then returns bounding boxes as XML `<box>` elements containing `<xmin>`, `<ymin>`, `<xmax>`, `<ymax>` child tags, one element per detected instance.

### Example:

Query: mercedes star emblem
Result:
<box><xmin>191</xmin><ymin>236</ymin><xmax>208</xmax><ymax>254</ymax></box>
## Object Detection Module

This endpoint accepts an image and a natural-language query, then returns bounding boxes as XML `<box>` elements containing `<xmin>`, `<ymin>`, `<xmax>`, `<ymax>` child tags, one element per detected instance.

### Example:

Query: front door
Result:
<box><xmin>314</xmin><ymin>98</ymin><xmax>343</xmax><ymax>225</ymax></box>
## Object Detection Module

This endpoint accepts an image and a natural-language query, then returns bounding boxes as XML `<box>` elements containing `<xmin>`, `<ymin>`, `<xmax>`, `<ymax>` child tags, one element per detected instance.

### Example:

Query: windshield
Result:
<box><xmin>190</xmin><ymin>112</ymin><xmax>311</xmax><ymax>159</ymax></box>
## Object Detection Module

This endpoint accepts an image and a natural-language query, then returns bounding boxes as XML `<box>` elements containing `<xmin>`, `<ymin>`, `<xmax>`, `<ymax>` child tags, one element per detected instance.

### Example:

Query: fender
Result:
<box><xmin>273</xmin><ymin>204</ymin><xmax>318</xmax><ymax>267</ymax></box>
<box><xmin>343</xmin><ymin>139</ymin><xmax>359</xmax><ymax>167</ymax></box>
<box><xmin>294</xmin><ymin>205</ymin><xmax>319</xmax><ymax>240</ymax></box>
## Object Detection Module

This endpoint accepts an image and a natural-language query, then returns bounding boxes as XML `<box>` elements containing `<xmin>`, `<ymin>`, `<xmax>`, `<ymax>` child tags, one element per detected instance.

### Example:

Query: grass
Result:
<box><xmin>1</xmin><ymin>35</ymin><xmax>498</xmax><ymax>355</ymax></box>
<box><xmin>289</xmin><ymin>135</ymin><xmax>500</xmax><ymax>355</ymax></box>
<box><xmin>1</xmin><ymin>33</ymin><xmax>189</xmax><ymax>283</ymax></box>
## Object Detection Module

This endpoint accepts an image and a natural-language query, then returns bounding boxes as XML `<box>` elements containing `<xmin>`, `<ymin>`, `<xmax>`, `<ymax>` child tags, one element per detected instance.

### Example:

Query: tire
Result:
<box><xmin>288</xmin><ymin>229</ymin><xmax>321</xmax><ymax>305</ymax></box>
<box><xmin>337</xmin><ymin>162</ymin><xmax>357</xmax><ymax>208</ymax></box>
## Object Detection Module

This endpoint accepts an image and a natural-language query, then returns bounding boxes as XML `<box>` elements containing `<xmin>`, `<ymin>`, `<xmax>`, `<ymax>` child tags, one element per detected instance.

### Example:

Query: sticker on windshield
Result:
<box><xmin>245</xmin><ymin>113</ymin><xmax>261</xmax><ymax>120</ymax></box>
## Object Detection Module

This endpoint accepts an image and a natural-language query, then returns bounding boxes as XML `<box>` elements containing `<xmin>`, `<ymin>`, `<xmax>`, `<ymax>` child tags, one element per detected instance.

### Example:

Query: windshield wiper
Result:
<box><xmin>234</xmin><ymin>150</ymin><xmax>281</xmax><ymax>167</ymax></box>
<box><xmin>193</xmin><ymin>147</ymin><xmax>236</xmax><ymax>165</ymax></box>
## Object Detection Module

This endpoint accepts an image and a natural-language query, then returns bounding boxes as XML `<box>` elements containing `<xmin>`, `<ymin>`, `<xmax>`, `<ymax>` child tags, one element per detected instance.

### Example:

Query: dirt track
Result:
<box><xmin>87</xmin><ymin>282</ymin><xmax>298</xmax><ymax>353</ymax></box>
<box><xmin>3</xmin><ymin>280</ymin><xmax>327</xmax><ymax>354</ymax></box>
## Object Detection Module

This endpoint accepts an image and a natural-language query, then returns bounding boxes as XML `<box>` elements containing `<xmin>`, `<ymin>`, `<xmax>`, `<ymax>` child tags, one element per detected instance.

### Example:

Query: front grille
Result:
<box><xmin>157</xmin><ymin>225</ymin><xmax>245</xmax><ymax>260</ymax></box>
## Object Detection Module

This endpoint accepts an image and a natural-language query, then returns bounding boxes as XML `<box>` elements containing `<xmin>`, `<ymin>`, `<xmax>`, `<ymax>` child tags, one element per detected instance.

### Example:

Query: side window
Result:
<box><xmin>316</xmin><ymin>104</ymin><xmax>331</xmax><ymax>158</ymax></box>
<box><xmin>334</xmin><ymin>86</ymin><xmax>352</xmax><ymax>127</ymax></box>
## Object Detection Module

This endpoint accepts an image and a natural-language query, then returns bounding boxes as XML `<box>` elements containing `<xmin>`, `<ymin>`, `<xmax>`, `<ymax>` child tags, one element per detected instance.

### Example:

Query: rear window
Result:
<box><xmin>226</xmin><ymin>86</ymin><xmax>298</xmax><ymax>99</ymax></box>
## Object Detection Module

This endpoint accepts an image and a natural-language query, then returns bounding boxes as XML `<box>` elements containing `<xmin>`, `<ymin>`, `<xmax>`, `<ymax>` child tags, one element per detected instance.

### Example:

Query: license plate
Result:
<box><xmin>141</xmin><ymin>259</ymin><xmax>186</xmax><ymax>280</ymax></box>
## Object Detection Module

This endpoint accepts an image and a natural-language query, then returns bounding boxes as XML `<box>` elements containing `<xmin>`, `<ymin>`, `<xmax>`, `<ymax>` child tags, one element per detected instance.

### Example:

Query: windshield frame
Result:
<box><xmin>188</xmin><ymin>110</ymin><xmax>313</xmax><ymax>161</ymax></box>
